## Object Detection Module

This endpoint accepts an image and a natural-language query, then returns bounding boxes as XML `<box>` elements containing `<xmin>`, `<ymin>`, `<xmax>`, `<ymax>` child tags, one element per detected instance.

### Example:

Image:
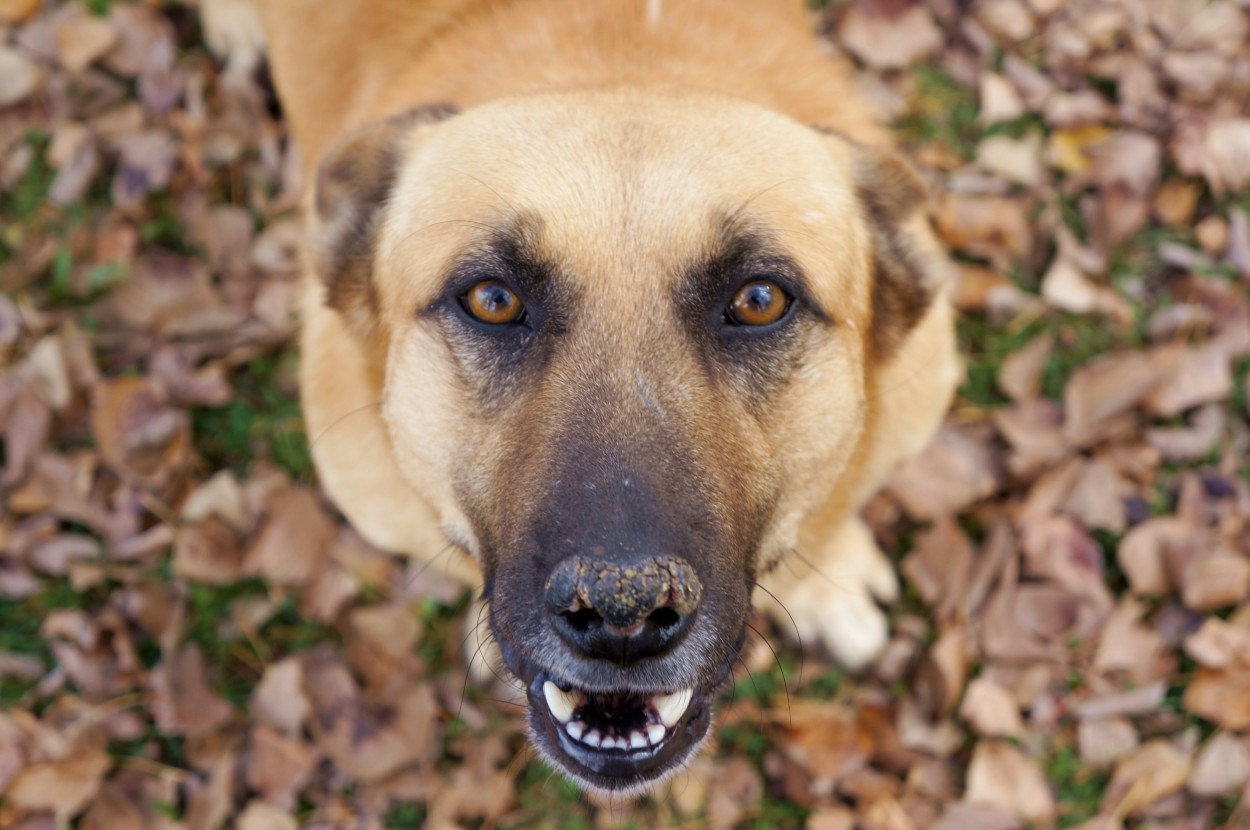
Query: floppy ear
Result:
<box><xmin>311</xmin><ymin>104</ymin><xmax>458</xmax><ymax>340</ymax></box>
<box><xmin>845</xmin><ymin>139</ymin><xmax>949</xmax><ymax>359</ymax></box>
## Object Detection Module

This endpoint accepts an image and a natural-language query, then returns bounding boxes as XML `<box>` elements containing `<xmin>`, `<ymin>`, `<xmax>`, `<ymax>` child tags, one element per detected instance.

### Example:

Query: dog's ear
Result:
<box><xmin>312</xmin><ymin>104</ymin><xmax>457</xmax><ymax>339</ymax></box>
<box><xmin>839</xmin><ymin>137</ymin><xmax>948</xmax><ymax>359</ymax></box>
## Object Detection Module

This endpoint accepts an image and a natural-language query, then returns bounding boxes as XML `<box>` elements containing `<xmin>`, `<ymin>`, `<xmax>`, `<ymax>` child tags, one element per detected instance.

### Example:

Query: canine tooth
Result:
<box><xmin>630</xmin><ymin>731</ymin><xmax>648</xmax><ymax>749</ymax></box>
<box><xmin>652</xmin><ymin>688</ymin><xmax>693</xmax><ymax>728</ymax></box>
<box><xmin>543</xmin><ymin>681</ymin><xmax>577</xmax><ymax>723</ymax></box>
<box><xmin>646</xmin><ymin>723</ymin><xmax>666</xmax><ymax>744</ymax></box>
<box><xmin>584</xmin><ymin>729</ymin><xmax>601</xmax><ymax>747</ymax></box>
<box><xmin>566</xmin><ymin>721</ymin><xmax>585</xmax><ymax>740</ymax></box>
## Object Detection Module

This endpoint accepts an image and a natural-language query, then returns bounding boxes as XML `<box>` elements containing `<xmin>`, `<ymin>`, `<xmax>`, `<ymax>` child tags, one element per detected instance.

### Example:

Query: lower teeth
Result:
<box><xmin>565</xmin><ymin>719</ymin><xmax>665</xmax><ymax>749</ymax></box>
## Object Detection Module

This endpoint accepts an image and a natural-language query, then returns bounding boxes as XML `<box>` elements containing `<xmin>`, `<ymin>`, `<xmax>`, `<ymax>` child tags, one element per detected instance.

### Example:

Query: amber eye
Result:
<box><xmin>463</xmin><ymin>280</ymin><xmax>525</xmax><ymax>325</ymax></box>
<box><xmin>727</xmin><ymin>279</ymin><xmax>789</xmax><ymax>327</ymax></box>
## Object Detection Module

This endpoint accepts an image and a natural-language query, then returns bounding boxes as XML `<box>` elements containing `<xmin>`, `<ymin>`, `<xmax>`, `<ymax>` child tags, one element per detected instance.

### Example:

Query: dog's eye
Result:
<box><xmin>726</xmin><ymin>279</ymin><xmax>790</xmax><ymax>327</ymax></box>
<box><xmin>462</xmin><ymin>280</ymin><xmax>525</xmax><ymax>325</ymax></box>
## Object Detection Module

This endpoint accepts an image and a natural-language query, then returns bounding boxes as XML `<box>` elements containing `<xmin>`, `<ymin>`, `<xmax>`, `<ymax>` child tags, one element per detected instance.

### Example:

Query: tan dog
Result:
<box><xmin>203</xmin><ymin>0</ymin><xmax>960</xmax><ymax>793</ymax></box>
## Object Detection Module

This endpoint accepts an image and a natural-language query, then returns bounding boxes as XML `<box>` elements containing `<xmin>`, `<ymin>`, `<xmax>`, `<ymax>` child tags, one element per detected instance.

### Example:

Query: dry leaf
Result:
<box><xmin>7</xmin><ymin>747</ymin><xmax>112</xmax><ymax>820</ymax></box>
<box><xmin>1101</xmin><ymin>740</ymin><xmax>1191</xmax><ymax>818</ymax></box>
<box><xmin>1078</xmin><ymin>718</ymin><xmax>1138</xmax><ymax>768</ymax></box>
<box><xmin>964</xmin><ymin>741</ymin><xmax>1054</xmax><ymax>823</ymax></box>
<box><xmin>1200</xmin><ymin>118</ymin><xmax>1250</xmax><ymax>195</ymax></box>
<box><xmin>997</xmin><ymin>334</ymin><xmax>1052</xmax><ymax>403</ymax></box>
<box><xmin>958</xmin><ymin>678</ymin><xmax>1024</xmax><ymax>738</ymax></box>
<box><xmin>837</xmin><ymin>0</ymin><xmax>942</xmax><ymax>70</ymax></box>
<box><xmin>1041</xmin><ymin>256</ymin><xmax>1131</xmax><ymax>321</ymax></box>
<box><xmin>246</xmin><ymin>726</ymin><xmax>319</xmax><ymax>811</ymax></box>
<box><xmin>1188</xmin><ymin>733</ymin><xmax>1250</xmax><ymax>797</ymax></box>
<box><xmin>149</xmin><ymin>645</ymin><xmax>234</xmax><ymax>738</ymax></box>
<box><xmin>888</xmin><ymin>426</ymin><xmax>999</xmax><ymax>520</ymax></box>
<box><xmin>55</xmin><ymin>16</ymin><xmax>118</xmax><ymax>73</ymax></box>
<box><xmin>242</xmin><ymin>488</ymin><xmax>333</xmax><ymax>586</ymax></box>
<box><xmin>0</xmin><ymin>46</ymin><xmax>40</xmax><ymax>107</ymax></box>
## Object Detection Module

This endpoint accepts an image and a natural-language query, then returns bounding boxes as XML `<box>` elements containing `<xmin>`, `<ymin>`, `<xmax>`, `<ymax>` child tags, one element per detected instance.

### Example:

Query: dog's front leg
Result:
<box><xmin>757</xmin><ymin>515</ymin><xmax>899</xmax><ymax>671</ymax></box>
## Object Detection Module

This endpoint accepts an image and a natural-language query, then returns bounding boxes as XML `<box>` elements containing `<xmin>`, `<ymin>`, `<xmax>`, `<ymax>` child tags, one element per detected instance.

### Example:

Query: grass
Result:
<box><xmin>0</xmin><ymin>577</ymin><xmax>100</xmax><ymax>707</ymax></box>
<box><xmin>192</xmin><ymin>351</ymin><xmax>313</xmax><ymax>481</ymax></box>
<box><xmin>1047</xmin><ymin>744</ymin><xmax>1110</xmax><ymax>828</ymax></box>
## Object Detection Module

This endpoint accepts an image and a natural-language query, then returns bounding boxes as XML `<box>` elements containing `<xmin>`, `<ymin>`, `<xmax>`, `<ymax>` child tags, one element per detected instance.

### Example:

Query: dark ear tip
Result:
<box><xmin>310</xmin><ymin>103</ymin><xmax>458</xmax><ymax>340</ymax></box>
<box><xmin>853</xmin><ymin>145</ymin><xmax>928</xmax><ymax>222</ymax></box>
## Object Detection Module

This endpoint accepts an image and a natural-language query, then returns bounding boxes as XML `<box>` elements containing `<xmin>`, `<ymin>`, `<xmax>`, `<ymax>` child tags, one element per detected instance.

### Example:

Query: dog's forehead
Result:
<box><xmin>383</xmin><ymin>91</ymin><xmax>869</xmax><ymax>309</ymax></box>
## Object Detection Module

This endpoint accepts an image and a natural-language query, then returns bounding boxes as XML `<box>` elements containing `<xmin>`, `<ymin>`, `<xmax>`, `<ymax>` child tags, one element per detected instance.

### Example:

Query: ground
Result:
<box><xmin>2</xmin><ymin>1</ymin><xmax>1250</xmax><ymax>828</ymax></box>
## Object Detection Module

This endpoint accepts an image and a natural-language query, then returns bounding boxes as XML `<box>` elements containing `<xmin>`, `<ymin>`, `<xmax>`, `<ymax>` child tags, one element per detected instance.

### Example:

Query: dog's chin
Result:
<box><xmin>500</xmin><ymin>645</ymin><xmax>736</xmax><ymax>793</ymax></box>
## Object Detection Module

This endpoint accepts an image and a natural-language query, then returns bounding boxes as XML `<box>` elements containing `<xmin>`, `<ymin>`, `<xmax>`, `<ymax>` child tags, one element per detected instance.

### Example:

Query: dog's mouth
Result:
<box><xmin>523</xmin><ymin>671</ymin><xmax>714</xmax><ymax>791</ymax></box>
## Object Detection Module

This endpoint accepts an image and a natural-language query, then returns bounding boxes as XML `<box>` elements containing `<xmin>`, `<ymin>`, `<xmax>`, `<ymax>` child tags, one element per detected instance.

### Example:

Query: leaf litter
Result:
<box><xmin>2</xmin><ymin>0</ymin><xmax>1250</xmax><ymax>827</ymax></box>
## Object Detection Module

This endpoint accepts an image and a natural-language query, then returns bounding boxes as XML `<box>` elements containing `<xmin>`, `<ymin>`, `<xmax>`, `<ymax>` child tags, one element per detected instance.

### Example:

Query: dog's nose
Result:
<box><xmin>545</xmin><ymin>555</ymin><xmax>702</xmax><ymax>664</ymax></box>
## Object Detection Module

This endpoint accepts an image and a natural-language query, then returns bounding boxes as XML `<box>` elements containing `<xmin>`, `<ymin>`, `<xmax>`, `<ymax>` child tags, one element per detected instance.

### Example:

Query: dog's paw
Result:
<box><xmin>199</xmin><ymin>0</ymin><xmax>266</xmax><ymax>75</ymax></box>
<box><xmin>759</xmin><ymin>517</ymin><xmax>898</xmax><ymax>670</ymax></box>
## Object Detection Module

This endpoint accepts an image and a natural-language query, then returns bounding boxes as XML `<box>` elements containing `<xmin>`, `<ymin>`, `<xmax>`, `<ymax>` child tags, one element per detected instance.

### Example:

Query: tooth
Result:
<box><xmin>653</xmin><ymin>688</ymin><xmax>693</xmax><ymax>728</ymax></box>
<box><xmin>566</xmin><ymin>721</ymin><xmax>585</xmax><ymax>740</ymax></box>
<box><xmin>584</xmin><ymin>729</ymin><xmax>601</xmax><ymax>747</ymax></box>
<box><xmin>630</xmin><ymin>731</ymin><xmax>648</xmax><ymax>749</ymax></box>
<box><xmin>646</xmin><ymin>723</ymin><xmax>666</xmax><ymax>744</ymax></box>
<box><xmin>603</xmin><ymin>736</ymin><xmax>621</xmax><ymax>749</ymax></box>
<box><xmin>543</xmin><ymin>681</ymin><xmax>577</xmax><ymax>723</ymax></box>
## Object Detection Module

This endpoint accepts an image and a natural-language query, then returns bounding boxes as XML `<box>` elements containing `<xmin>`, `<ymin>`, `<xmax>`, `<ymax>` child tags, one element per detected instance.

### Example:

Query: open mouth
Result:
<box><xmin>524</xmin><ymin>672</ymin><xmax>714</xmax><ymax>791</ymax></box>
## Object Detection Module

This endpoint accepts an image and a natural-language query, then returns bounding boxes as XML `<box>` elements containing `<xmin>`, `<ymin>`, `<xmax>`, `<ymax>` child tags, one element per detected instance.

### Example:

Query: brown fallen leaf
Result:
<box><xmin>242</xmin><ymin>488</ymin><xmax>333</xmax><ymax>586</ymax></box>
<box><xmin>1179</xmin><ymin>550</ymin><xmax>1250</xmax><ymax>612</ymax></box>
<box><xmin>933</xmin><ymin>193</ymin><xmax>1033</xmax><ymax>264</ymax></box>
<box><xmin>1077</xmin><ymin>717</ymin><xmax>1138</xmax><ymax>768</ymax></box>
<box><xmin>1144</xmin><ymin>342</ymin><xmax>1234</xmax><ymax>417</ymax></box>
<box><xmin>1146</xmin><ymin>405</ymin><xmax>1223</xmax><ymax>462</ymax></box>
<box><xmin>1200</xmin><ymin>118</ymin><xmax>1250</xmax><ymax>195</ymax></box>
<box><xmin>55</xmin><ymin>15</ymin><xmax>118</xmax><ymax>73</ymax></box>
<box><xmin>0</xmin><ymin>46</ymin><xmax>40</xmax><ymax>107</ymax></box>
<box><xmin>929</xmin><ymin>802</ymin><xmax>1021</xmax><ymax>830</ymax></box>
<box><xmin>1152</xmin><ymin>179</ymin><xmax>1200</xmax><ymax>226</ymax></box>
<box><xmin>249</xmin><ymin>657</ymin><xmax>309</xmax><ymax>737</ymax></box>
<box><xmin>6</xmin><ymin>746</ymin><xmax>112</xmax><ymax>820</ymax></box>
<box><xmin>0</xmin><ymin>0</ymin><xmax>40</xmax><ymax>23</ymax></box>
<box><xmin>958</xmin><ymin>678</ymin><xmax>1024</xmax><ymax>738</ymax></box>
<box><xmin>303</xmin><ymin>651</ymin><xmax>440</xmax><ymax>782</ymax></box>
<box><xmin>998</xmin><ymin>333</ymin><xmax>1052</xmax><ymax>403</ymax></box>
<box><xmin>1184</xmin><ymin>668</ymin><xmax>1250</xmax><ymax>731</ymax></box>
<box><xmin>1188</xmin><ymin>733</ymin><xmax>1250</xmax><ymax>797</ymax></box>
<box><xmin>1062</xmin><ymin>350</ymin><xmax>1167</xmax><ymax>446</ymax></box>
<box><xmin>963</xmin><ymin>740</ymin><xmax>1054</xmax><ymax>823</ymax></box>
<box><xmin>776</xmin><ymin>701</ymin><xmax>874</xmax><ymax>803</ymax></box>
<box><xmin>978</xmin><ymin>73</ymin><xmax>1025</xmax><ymax>124</ymax></box>
<box><xmin>246</xmin><ymin>725</ymin><xmax>319</xmax><ymax>811</ymax></box>
<box><xmin>1100</xmin><ymin>739</ymin><xmax>1191</xmax><ymax>819</ymax></box>
<box><xmin>888</xmin><ymin>425</ymin><xmax>1000</xmax><ymax>520</ymax></box>
<box><xmin>172</xmin><ymin>518</ymin><xmax>244</xmax><ymax>585</ymax></box>
<box><xmin>1041</xmin><ymin>255</ymin><xmax>1131</xmax><ymax>321</ymax></box>
<box><xmin>1091</xmin><ymin>599</ymin><xmax>1167</xmax><ymax>683</ymax></box>
<box><xmin>836</xmin><ymin>0</ymin><xmax>942</xmax><ymax>70</ymax></box>
<box><xmin>149</xmin><ymin>645</ymin><xmax>234</xmax><ymax>738</ymax></box>
<box><xmin>91</xmin><ymin>375</ymin><xmax>191</xmax><ymax>491</ymax></box>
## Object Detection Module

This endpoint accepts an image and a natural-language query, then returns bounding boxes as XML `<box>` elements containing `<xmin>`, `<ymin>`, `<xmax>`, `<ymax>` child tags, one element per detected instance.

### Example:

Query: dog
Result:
<box><xmin>202</xmin><ymin>0</ymin><xmax>961</xmax><ymax>794</ymax></box>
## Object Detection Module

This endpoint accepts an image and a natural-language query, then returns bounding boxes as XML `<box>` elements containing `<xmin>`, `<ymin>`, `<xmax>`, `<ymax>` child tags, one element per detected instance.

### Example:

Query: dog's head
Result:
<box><xmin>310</xmin><ymin>90</ymin><xmax>942</xmax><ymax>792</ymax></box>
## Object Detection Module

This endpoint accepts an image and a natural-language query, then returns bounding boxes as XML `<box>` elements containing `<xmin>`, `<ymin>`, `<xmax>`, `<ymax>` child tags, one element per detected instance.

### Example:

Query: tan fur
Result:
<box><xmin>215</xmin><ymin>0</ymin><xmax>961</xmax><ymax>669</ymax></box>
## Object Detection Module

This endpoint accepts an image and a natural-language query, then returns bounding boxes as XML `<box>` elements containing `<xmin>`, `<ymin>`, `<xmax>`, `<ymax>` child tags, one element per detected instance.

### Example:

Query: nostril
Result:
<box><xmin>561</xmin><ymin>608</ymin><xmax>603</xmax><ymax>633</ymax></box>
<box><xmin>647</xmin><ymin>606</ymin><xmax>681</xmax><ymax>630</ymax></box>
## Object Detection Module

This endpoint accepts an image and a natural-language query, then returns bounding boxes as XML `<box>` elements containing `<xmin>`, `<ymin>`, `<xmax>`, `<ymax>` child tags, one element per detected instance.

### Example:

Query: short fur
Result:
<box><xmin>204</xmin><ymin>0</ymin><xmax>962</xmax><ymax>792</ymax></box>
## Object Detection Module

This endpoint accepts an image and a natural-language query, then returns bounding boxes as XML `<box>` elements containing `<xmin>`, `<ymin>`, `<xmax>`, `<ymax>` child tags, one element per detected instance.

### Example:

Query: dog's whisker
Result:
<box><xmin>752</xmin><ymin>579</ymin><xmax>805</xmax><ymax>690</ymax></box>
<box><xmin>745</xmin><ymin>620</ymin><xmax>792</xmax><ymax>730</ymax></box>
<box><xmin>308</xmin><ymin>400</ymin><xmax>383</xmax><ymax>449</ymax></box>
<box><xmin>457</xmin><ymin>601</ymin><xmax>494</xmax><ymax>716</ymax></box>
